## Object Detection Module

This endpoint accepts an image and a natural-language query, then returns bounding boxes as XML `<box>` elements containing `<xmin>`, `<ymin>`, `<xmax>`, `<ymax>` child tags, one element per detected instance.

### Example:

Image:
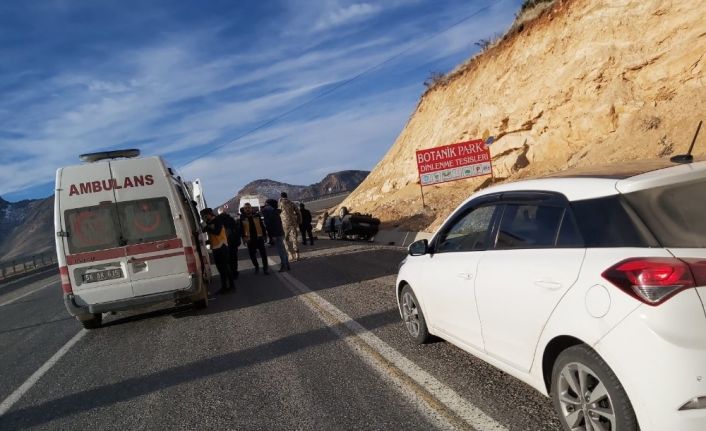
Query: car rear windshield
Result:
<box><xmin>570</xmin><ymin>196</ymin><xmax>652</xmax><ymax>247</ymax></box>
<box><xmin>623</xmin><ymin>178</ymin><xmax>706</xmax><ymax>248</ymax></box>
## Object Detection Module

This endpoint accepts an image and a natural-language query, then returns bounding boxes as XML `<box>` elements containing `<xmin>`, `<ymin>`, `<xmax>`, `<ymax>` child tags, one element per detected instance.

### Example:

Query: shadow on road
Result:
<box><xmin>0</xmin><ymin>309</ymin><xmax>399</xmax><ymax>430</ymax></box>
<box><xmin>291</xmin><ymin>248</ymin><xmax>404</xmax><ymax>292</ymax></box>
<box><xmin>0</xmin><ymin>316</ymin><xmax>74</xmax><ymax>335</ymax></box>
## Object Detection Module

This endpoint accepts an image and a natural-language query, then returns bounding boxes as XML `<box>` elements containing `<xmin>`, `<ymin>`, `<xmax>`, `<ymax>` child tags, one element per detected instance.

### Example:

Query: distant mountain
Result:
<box><xmin>0</xmin><ymin>195</ymin><xmax>55</xmax><ymax>262</ymax></box>
<box><xmin>222</xmin><ymin>170</ymin><xmax>369</xmax><ymax>211</ymax></box>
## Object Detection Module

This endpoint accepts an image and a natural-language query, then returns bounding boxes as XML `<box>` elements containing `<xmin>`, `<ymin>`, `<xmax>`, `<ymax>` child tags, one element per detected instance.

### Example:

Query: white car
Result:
<box><xmin>396</xmin><ymin>159</ymin><xmax>706</xmax><ymax>431</ymax></box>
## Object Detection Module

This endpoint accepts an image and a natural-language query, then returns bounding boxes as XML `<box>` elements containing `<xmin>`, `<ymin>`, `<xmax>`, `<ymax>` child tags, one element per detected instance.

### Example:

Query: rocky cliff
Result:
<box><xmin>341</xmin><ymin>0</ymin><xmax>706</xmax><ymax>231</ymax></box>
<box><xmin>222</xmin><ymin>170</ymin><xmax>369</xmax><ymax>210</ymax></box>
<box><xmin>0</xmin><ymin>196</ymin><xmax>54</xmax><ymax>262</ymax></box>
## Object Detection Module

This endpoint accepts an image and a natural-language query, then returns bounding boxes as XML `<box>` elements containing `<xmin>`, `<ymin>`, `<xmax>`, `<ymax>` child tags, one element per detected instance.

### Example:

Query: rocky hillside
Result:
<box><xmin>341</xmin><ymin>0</ymin><xmax>706</xmax><ymax>231</ymax></box>
<box><xmin>222</xmin><ymin>170</ymin><xmax>369</xmax><ymax>210</ymax></box>
<box><xmin>0</xmin><ymin>196</ymin><xmax>54</xmax><ymax>262</ymax></box>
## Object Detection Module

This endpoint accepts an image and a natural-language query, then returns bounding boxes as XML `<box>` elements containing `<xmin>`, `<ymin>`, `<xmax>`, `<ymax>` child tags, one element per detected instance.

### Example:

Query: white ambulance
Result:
<box><xmin>54</xmin><ymin>149</ymin><xmax>212</xmax><ymax>329</ymax></box>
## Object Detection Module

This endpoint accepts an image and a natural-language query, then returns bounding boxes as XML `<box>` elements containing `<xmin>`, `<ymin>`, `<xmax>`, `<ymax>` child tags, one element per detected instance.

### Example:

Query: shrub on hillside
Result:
<box><xmin>423</xmin><ymin>71</ymin><xmax>448</xmax><ymax>89</ymax></box>
<box><xmin>520</xmin><ymin>0</ymin><xmax>554</xmax><ymax>12</ymax></box>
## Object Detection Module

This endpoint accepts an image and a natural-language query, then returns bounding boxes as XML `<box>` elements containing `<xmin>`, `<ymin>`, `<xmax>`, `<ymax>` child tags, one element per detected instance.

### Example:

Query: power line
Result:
<box><xmin>178</xmin><ymin>0</ymin><xmax>503</xmax><ymax>169</ymax></box>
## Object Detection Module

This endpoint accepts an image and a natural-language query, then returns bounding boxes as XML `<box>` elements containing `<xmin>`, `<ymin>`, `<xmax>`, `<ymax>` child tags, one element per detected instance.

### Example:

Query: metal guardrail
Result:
<box><xmin>0</xmin><ymin>252</ymin><xmax>57</xmax><ymax>280</ymax></box>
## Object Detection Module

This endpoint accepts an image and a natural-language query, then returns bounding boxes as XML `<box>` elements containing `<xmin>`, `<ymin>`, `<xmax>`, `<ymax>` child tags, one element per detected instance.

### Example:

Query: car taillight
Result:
<box><xmin>681</xmin><ymin>259</ymin><xmax>706</xmax><ymax>286</ymax></box>
<box><xmin>59</xmin><ymin>266</ymin><xmax>72</xmax><ymax>294</ymax></box>
<box><xmin>602</xmin><ymin>258</ymin><xmax>701</xmax><ymax>306</ymax></box>
<box><xmin>184</xmin><ymin>247</ymin><xmax>197</xmax><ymax>273</ymax></box>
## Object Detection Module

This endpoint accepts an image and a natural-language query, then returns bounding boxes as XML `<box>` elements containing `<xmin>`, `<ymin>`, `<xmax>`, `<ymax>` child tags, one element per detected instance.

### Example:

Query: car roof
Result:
<box><xmin>471</xmin><ymin>159</ymin><xmax>706</xmax><ymax>202</ymax></box>
<box><xmin>543</xmin><ymin>159</ymin><xmax>682</xmax><ymax>179</ymax></box>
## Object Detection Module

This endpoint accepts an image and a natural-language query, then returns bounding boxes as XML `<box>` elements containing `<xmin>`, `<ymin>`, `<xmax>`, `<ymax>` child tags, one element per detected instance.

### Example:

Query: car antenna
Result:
<box><xmin>670</xmin><ymin>120</ymin><xmax>703</xmax><ymax>164</ymax></box>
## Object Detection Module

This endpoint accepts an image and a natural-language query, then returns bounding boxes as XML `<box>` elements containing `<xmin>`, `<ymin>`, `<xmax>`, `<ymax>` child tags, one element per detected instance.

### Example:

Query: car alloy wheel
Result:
<box><xmin>401</xmin><ymin>291</ymin><xmax>421</xmax><ymax>337</ymax></box>
<box><xmin>558</xmin><ymin>362</ymin><xmax>616</xmax><ymax>431</ymax></box>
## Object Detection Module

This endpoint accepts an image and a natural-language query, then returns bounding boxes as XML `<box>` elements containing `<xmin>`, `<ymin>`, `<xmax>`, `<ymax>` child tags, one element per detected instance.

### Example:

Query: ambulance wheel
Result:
<box><xmin>193</xmin><ymin>285</ymin><xmax>209</xmax><ymax>309</ymax></box>
<box><xmin>79</xmin><ymin>314</ymin><xmax>102</xmax><ymax>329</ymax></box>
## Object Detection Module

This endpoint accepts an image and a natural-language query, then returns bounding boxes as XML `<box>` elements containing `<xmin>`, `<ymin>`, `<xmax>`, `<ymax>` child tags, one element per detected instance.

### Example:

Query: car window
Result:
<box><xmin>65</xmin><ymin>204</ymin><xmax>122</xmax><ymax>254</ymax></box>
<box><xmin>496</xmin><ymin>204</ymin><xmax>563</xmax><ymax>249</ymax></box>
<box><xmin>623</xmin><ymin>178</ymin><xmax>706</xmax><ymax>248</ymax></box>
<box><xmin>571</xmin><ymin>196</ymin><xmax>651</xmax><ymax>247</ymax></box>
<box><xmin>556</xmin><ymin>209</ymin><xmax>584</xmax><ymax>247</ymax></box>
<box><xmin>117</xmin><ymin>197</ymin><xmax>177</xmax><ymax>245</ymax></box>
<box><xmin>436</xmin><ymin>205</ymin><xmax>496</xmax><ymax>253</ymax></box>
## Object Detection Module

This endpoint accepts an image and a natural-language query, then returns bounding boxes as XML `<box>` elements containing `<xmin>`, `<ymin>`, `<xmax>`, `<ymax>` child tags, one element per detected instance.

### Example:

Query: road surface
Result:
<box><xmin>0</xmin><ymin>240</ymin><xmax>561</xmax><ymax>430</ymax></box>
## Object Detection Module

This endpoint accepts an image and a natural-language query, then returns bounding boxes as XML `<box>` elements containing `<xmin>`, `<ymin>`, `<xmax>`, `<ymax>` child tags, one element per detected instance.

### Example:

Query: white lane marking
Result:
<box><xmin>270</xmin><ymin>258</ymin><xmax>507</xmax><ymax>431</ymax></box>
<box><xmin>0</xmin><ymin>280</ymin><xmax>57</xmax><ymax>308</ymax></box>
<box><xmin>0</xmin><ymin>329</ymin><xmax>86</xmax><ymax>416</ymax></box>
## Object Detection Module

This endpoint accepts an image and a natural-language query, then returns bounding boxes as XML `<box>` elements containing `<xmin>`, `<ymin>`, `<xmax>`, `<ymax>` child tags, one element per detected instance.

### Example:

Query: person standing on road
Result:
<box><xmin>261</xmin><ymin>199</ymin><xmax>290</xmax><ymax>272</ymax></box>
<box><xmin>278</xmin><ymin>192</ymin><xmax>302</xmax><ymax>262</ymax></box>
<box><xmin>240</xmin><ymin>203</ymin><xmax>269</xmax><ymax>275</ymax></box>
<box><xmin>200</xmin><ymin>208</ymin><xmax>235</xmax><ymax>293</ymax></box>
<box><xmin>217</xmin><ymin>208</ymin><xmax>241</xmax><ymax>279</ymax></box>
<box><xmin>299</xmin><ymin>203</ymin><xmax>314</xmax><ymax>246</ymax></box>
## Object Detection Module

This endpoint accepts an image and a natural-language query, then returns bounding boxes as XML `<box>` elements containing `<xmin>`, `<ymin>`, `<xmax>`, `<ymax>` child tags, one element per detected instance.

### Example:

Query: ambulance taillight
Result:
<box><xmin>59</xmin><ymin>266</ymin><xmax>72</xmax><ymax>293</ymax></box>
<box><xmin>184</xmin><ymin>247</ymin><xmax>198</xmax><ymax>273</ymax></box>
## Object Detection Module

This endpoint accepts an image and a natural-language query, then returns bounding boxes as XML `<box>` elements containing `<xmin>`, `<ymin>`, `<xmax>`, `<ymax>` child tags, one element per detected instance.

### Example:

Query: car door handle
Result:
<box><xmin>534</xmin><ymin>279</ymin><xmax>562</xmax><ymax>290</ymax></box>
<box><xmin>457</xmin><ymin>272</ymin><xmax>473</xmax><ymax>280</ymax></box>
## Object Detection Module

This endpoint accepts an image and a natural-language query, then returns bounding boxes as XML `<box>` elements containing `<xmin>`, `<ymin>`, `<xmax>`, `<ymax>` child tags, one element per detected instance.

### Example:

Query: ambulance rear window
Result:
<box><xmin>117</xmin><ymin>197</ymin><xmax>177</xmax><ymax>245</ymax></box>
<box><xmin>65</xmin><ymin>204</ymin><xmax>121</xmax><ymax>254</ymax></box>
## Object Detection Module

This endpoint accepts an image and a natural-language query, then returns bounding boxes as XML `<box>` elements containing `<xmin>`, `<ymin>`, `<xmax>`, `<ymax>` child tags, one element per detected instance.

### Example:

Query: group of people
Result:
<box><xmin>199</xmin><ymin>192</ymin><xmax>315</xmax><ymax>294</ymax></box>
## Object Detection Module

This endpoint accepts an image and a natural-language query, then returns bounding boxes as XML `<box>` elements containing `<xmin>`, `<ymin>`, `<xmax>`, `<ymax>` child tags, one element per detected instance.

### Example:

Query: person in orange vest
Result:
<box><xmin>240</xmin><ymin>203</ymin><xmax>269</xmax><ymax>275</ymax></box>
<box><xmin>200</xmin><ymin>208</ymin><xmax>235</xmax><ymax>293</ymax></box>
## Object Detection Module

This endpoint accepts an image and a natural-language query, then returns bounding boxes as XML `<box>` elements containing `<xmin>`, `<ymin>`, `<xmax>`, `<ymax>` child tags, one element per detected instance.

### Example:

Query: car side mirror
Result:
<box><xmin>408</xmin><ymin>239</ymin><xmax>429</xmax><ymax>256</ymax></box>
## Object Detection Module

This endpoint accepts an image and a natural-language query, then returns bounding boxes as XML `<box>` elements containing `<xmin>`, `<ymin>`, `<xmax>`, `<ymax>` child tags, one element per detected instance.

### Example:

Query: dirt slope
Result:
<box><xmin>341</xmin><ymin>0</ymin><xmax>706</xmax><ymax>231</ymax></box>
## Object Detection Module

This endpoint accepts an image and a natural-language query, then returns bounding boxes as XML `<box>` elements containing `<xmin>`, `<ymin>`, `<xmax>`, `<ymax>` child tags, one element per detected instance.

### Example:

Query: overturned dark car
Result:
<box><xmin>324</xmin><ymin>207</ymin><xmax>380</xmax><ymax>241</ymax></box>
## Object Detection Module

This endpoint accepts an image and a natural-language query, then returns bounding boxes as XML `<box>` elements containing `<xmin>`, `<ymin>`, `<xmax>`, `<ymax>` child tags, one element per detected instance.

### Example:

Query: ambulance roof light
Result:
<box><xmin>79</xmin><ymin>149</ymin><xmax>140</xmax><ymax>163</ymax></box>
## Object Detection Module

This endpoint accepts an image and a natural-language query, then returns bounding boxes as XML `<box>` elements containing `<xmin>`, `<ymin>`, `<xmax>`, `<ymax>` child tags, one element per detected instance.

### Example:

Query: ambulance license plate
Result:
<box><xmin>83</xmin><ymin>268</ymin><xmax>123</xmax><ymax>283</ymax></box>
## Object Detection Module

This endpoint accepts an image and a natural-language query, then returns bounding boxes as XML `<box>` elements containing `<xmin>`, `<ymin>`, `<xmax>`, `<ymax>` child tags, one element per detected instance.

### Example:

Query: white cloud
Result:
<box><xmin>314</xmin><ymin>3</ymin><xmax>382</xmax><ymax>32</ymax></box>
<box><xmin>179</xmin><ymin>85</ymin><xmax>418</xmax><ymax>206</ymax></box>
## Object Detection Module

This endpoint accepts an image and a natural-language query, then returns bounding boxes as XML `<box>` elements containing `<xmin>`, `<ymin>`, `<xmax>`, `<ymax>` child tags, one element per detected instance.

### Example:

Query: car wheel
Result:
<box><xmin>400</xmin><ymin>285</ymin><xmax>430</xmax><ymax>344</ymax></box>
<box><xmin>551</xmin><ymin>345</ymin><xmax>638</xmax><ymax>431</ymax></box>
<box><xmin>79</xmin><ymin>313</ymin><xmax>102</xmax><ymax>329</ymax></box>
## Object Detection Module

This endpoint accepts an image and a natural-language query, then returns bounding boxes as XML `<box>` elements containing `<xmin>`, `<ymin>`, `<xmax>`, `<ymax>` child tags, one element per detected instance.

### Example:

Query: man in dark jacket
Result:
<box><xmin>262</xmin><ymin>199</ymin><xmax>290</xmax><ymax>272</ymax></box>
<box><xmin>217</xmin><ymin>208</ymin><xmax>241</xmax><ymax>279</ymax></box>
<box><xmin>240</xmin><ymin>203</ymin><xmax>269</xmax><ymax>275</ymax></box>
<box><xmin>299</xmin><ymin>203</ymin><xmax>314</xmax><ymax>246</ymax></box>
<box><xmin>200</xmin><ymin>208</ymin><xmax>235</xmax><ymax>293</ymax></box>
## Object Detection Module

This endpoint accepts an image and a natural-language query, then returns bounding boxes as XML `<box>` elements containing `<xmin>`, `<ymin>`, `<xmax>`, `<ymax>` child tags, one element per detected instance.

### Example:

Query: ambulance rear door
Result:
<box><xmin>59</xmin><ymin>162</ymin><xmax>132</xmax><ymax>305</ymax></box>
<box><xmin>109</xmin><ymin>157</ymin><xmax>193</xmax><ymax>297</ymax></box>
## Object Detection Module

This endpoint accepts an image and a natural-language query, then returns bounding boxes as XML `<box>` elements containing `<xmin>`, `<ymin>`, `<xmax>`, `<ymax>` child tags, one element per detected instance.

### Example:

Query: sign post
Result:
<box><xmin>419</xmin><ymin>181</ymin><xmax>426</xmax><ymax>208</ymax></box>
<box><xmin>415</xmin><ymin>139</ymin><xmax>493</xmax><ymax>200</ymax></box>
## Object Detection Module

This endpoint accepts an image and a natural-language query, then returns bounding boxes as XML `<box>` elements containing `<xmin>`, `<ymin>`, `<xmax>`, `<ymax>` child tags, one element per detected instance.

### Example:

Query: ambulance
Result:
<box><xmin>54</xmin><ymin>149</ymin><xmax>212</xmax><ymax>329</ymax></box>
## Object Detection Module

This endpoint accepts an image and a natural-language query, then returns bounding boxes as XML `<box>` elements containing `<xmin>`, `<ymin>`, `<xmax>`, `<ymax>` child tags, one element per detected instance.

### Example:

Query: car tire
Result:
<box><xmin>551</xmin><ymin>345</ymin><xmax>638</xmax><ymax>431</ymax></box>
<box><xmin>400</xmin><ymin>285</ymin><xmax>431</xmax><ymax>344</ymax></box>
<box><xmin>79</xmin><ymin>313</ymin><xmax>102</xmax><ymax>329</ymax></box>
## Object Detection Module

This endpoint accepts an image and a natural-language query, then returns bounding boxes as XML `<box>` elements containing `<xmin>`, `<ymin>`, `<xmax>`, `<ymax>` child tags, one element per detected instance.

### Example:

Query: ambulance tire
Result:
<box><xmin>193</xmin><ymin>284</ymin><xmax>209</xmax><ymax>309</ymax></box>
<box><xmin>80</xmin><ymin>314</ymin><xmax>102</xmax><ymax>329</ymax></box>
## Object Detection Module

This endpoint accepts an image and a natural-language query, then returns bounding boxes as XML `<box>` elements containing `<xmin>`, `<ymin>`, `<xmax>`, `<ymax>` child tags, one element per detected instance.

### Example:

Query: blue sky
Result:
<box><xmin>0</xmin><ymin>0</ymin><xmax>521</xmax><ymax>205</ymax></box>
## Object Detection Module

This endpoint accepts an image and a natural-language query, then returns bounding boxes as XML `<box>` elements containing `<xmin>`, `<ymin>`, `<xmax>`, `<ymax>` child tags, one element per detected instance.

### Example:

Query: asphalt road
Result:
<box><xmin>0</xmin><ymin>239</ymin><xmax>561</xmax><ymax>430</ymax></box>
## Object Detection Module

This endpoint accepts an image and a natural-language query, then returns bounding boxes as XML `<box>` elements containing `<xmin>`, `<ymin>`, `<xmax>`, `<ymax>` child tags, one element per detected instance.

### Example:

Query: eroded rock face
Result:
<box><xmin>341</xmin><ymin>0</ymin><xmax>706</xmax><ymax>231</ymax></box>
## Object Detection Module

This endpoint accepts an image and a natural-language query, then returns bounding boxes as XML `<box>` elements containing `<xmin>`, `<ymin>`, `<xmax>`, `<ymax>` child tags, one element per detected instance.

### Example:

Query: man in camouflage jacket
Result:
<box><xmin>278</xmin><ymin>192</ymin><xmax>302</xmax><ymax>261</ymax></box>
